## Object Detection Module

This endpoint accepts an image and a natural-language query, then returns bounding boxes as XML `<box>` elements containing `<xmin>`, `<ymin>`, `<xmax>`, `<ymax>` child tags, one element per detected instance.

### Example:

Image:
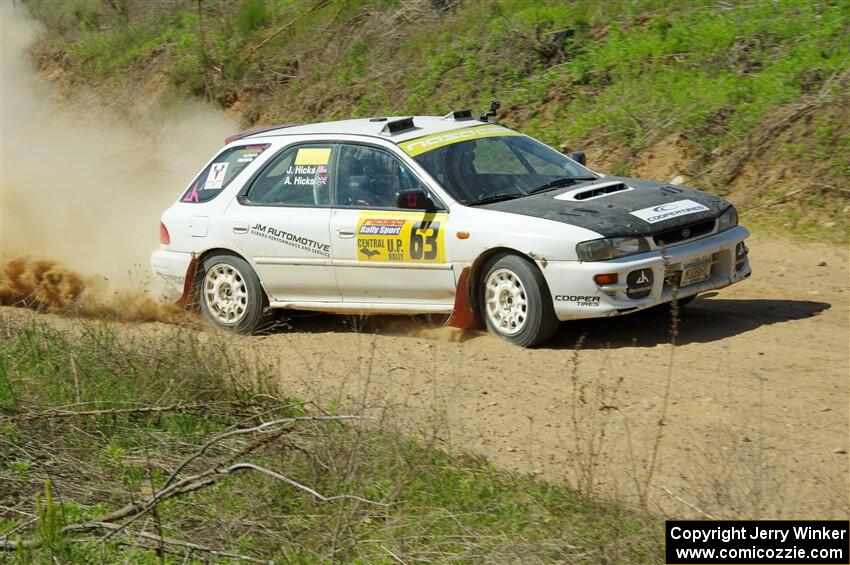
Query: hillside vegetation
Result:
<box><xmin>24</xmin><ymin>0</ymin><xmax>850</xmax><ymax>239</ymax></box>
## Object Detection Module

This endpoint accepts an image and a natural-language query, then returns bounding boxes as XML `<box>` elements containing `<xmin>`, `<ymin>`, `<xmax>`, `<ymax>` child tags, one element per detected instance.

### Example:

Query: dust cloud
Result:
<box><xmin>0</xmin><ymin>3</ymin><xmax>237</xmax><ymax>316</ymax></box>
<box><xmin>0</xmin><ymin>257</ymin><xmax>189</xmax><ymax>322</ymax></box>
<box><xmin>0</xmin><ymin>257</ymin><xmax>83</xmax><ymax>311</ymax></box>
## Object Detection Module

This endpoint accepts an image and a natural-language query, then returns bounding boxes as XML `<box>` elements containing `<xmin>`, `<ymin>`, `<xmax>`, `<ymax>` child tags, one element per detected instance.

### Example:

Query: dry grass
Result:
<box><xmin>0</xmin><ymin>314</ymin><xmax>662</xmax><ymax>563</ymax></box>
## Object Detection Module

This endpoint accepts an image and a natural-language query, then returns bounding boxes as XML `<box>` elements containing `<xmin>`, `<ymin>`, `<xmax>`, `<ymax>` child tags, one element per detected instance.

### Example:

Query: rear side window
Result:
<box><xmin>243</xmin><ymin>144</ymin><xmax>334</xmax><ymax>206</ymax></box>
<box><xmin>181</xmin><ymin>144</ymin><xmax>270</xmax><ymax>203</ymax></box>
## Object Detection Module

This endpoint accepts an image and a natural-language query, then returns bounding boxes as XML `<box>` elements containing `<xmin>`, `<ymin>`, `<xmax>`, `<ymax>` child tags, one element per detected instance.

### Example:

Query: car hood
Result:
<box><xmin>479</xmin><ymin>176</ymin><xmax>731</xmax><ymax>238</ymax></box>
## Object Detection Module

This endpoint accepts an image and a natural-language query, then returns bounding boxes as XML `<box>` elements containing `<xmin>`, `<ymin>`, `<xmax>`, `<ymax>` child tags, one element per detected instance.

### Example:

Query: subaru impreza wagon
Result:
<box><xmin>152</xmin><ymin>110</ymin><xmax>750</xmax><ymax>346</ymax></box>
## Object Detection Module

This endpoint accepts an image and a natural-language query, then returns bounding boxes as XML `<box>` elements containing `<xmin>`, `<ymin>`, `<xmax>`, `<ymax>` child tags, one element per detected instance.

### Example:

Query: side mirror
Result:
<box><xmin>570</xmin><ymin>150</ymin><xmax>587</xmax><ymax>166</ymax></box>
<box><xmin>396</xmin><ymin>189</ymin><xmax>435</xmax><ymax>210</ymax></box>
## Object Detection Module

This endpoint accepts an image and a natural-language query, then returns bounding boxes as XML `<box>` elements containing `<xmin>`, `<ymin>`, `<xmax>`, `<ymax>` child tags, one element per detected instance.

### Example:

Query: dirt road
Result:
<box><xmin>232</xmin><ymin>233</ymin><xmax>848</xmax><ymax>519</ymax></box>
<box><xmin>3</xmin><ymin>234</ymin><xmax>847</xmax><ymax>519</ymax></box>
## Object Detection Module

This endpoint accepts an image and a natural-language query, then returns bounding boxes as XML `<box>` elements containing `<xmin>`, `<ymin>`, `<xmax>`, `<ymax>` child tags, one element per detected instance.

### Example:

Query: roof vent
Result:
<box><xmin>382</xmin><ymin>117</ymin><xmax>416</xmax><ymax>135</ymax></box>
<box><xmin>369</xmin><ymin>117</ymin><xmax>388</xmax><ymax>122</ymax></box>
<box><xmin>442</xmin><ymin>109</ymin><xmax>473</xmax><ymax>121</ymax></box>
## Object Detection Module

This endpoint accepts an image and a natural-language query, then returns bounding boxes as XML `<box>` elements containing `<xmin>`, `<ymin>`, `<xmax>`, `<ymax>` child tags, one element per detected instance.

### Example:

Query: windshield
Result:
<box><xmin>412</xmin><ymin>133</ymin><xmax>596</xmax><ymax>205</ymax></box>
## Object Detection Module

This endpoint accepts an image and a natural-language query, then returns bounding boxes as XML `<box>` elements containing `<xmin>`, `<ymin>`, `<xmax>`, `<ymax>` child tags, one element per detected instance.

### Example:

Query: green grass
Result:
<box><xmin>0</xmin><ymin>316</ymin><xmax>662</xmax><ymax>562</ymax></box>
<box><xmin>31</xmin><ymin>1</ymin><xmax>850</xmax><ymax>138</ymax></box>
<box><xmin>24</xmin><ymin>0</ymin><xmax>850</xmax><ymax>241</ymax></box>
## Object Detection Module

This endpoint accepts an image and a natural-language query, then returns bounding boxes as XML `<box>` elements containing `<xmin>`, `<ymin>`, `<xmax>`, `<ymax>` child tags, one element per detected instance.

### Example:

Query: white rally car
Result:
<box><xmin>152</xmin><ymin>110</ymin><xmax>750</xmax><ymax>347</ymax></box>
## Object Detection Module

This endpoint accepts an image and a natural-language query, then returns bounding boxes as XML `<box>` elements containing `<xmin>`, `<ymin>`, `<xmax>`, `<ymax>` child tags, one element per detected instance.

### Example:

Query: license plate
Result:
<box><xmin>680</xmin><ymin>255</ymin><xmax>712</xmax><ymax>287</ymax></box>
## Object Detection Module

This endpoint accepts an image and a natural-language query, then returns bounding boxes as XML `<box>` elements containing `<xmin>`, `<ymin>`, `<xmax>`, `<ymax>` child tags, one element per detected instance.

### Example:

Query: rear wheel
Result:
<box><xmin>199</xmin><ymin>254</ymin><xmax>267</xmax><ymax>334</ymax></box>
<box><xmin>481</xmin><ymin>254</ymin><xmax>559</xmax><ymax>347</ymax></box>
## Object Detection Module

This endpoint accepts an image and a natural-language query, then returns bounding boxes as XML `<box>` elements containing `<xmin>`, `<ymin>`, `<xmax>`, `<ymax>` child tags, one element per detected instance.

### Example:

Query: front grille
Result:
<box><xmin>653</xmin><ymin>219</ymin><xmax>715</xmax><ymax>246</ymax></box>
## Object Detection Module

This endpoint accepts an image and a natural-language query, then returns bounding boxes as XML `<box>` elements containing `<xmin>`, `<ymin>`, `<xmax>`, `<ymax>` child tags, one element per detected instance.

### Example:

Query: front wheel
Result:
<box><xmin>481</xmin><ymin>254</ymin><xmax>559</xmax><ymax>347</ymax></box>
<box><xmin>199</xmin><ymin>254</ymin><xmax>267</xmax><ymax>334</ymax></box>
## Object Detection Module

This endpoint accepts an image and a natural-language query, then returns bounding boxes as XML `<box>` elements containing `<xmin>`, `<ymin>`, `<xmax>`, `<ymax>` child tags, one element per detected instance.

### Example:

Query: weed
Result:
<box><xmin>0</xmin><ymin>315</ymin><xmax>661</xmax><ymax>562</ymax></box>
<box><xmin>9</xmin><ymin>459</ymin><xmax>32</xmax><ymax>481</ymax></box>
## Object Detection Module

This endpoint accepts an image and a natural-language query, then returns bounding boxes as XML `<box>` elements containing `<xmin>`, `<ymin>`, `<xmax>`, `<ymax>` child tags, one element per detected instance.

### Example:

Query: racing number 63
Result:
<box><xmin>409</xmin><ymin>221</ymin><xmax>440</xmax><ymax>260</ymax></box>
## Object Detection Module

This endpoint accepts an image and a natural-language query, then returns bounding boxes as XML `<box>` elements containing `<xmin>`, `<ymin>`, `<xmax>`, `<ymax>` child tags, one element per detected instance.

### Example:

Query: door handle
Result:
<box><xmin>336</xmin><ymin>227</ymin><xmax>356</xmax><ymax>238</ymax></box>
<box><xmin>233</xmin><ymin>223</ymin><xmax>249</xmax><ymax>234</ymax></box>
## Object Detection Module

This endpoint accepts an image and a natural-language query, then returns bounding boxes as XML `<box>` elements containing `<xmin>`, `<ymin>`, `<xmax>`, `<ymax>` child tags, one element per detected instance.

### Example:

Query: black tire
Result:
<box><xmin>198</xmin><ymin>254</ymin><xmax>267</xmax><ymax>334</ymax></box>
<box><xmin>480</xmin><ymin>254</ymin><xmax>559</xmax><ymax>347</ymax></box>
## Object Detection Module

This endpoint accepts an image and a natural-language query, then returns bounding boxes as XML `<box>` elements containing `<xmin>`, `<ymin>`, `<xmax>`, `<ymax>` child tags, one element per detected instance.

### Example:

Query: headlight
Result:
<box><xmin>718</xmin><ymin>206</ymin><xmax>738</xmax><ymax>232</ymax></box>
<box><xmin>576</xmin><ymin>237</ymin><xmax>650</xmax><ymax>261</ymax></box>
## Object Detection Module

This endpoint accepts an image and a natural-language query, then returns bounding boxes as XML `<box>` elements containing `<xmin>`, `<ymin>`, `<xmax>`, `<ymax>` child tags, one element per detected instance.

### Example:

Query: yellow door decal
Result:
<box><xmin>356</xmin><ymin>211</ymin><xmax>447</xmax><ymax>263</ymax></box>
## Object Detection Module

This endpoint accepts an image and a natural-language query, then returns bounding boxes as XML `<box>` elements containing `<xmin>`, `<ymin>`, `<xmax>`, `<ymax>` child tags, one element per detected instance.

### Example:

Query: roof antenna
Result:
<box><xmin>479</xmin><ymin>99</ymin><xmax>501</xmax><ymax>122</ymax></box>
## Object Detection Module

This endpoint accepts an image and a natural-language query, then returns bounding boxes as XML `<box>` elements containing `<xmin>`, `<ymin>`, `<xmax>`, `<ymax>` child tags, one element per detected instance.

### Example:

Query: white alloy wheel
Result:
<box><xmin>480</xmin><ymin>254</ymin><xmax>559</xmax><ymax>347</ymax></box>
<box><xmin>203</xmin><ymin>263</ymin><xmax>249</xmax><ymax>325</ymax></box>
<box><xmin>484</xmin><ymin>268</ymin><xmax>529</xmax><ymax>336</ymax></box>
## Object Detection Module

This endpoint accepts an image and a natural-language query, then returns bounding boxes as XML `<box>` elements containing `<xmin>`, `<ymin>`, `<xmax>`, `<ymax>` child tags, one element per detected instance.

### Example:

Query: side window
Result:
<box><xmin>181</xmin><ymin>144</ymin><xmax>270</xmax><ymax>203</ymax></box>
<box><xmin>334</xmin><ymin>144</ymin><xmax>426</xmax><ymax>208</ymax></box>
<box><xmin>244</xmin><ymin>144</ymin><xmax>333</xmax><ymax>206</ymax></box>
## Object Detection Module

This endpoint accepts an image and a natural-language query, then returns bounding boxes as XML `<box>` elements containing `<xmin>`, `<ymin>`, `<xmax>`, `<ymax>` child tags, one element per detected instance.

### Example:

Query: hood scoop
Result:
<box><xmin>554</xmin><ymin>180</ymin><xmax>632</xmax><ymax>201</ymax></box>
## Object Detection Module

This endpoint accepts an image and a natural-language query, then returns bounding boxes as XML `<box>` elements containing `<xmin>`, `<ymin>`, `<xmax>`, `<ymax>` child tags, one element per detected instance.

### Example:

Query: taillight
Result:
<box><xmin>159</xmin><ymin>222</ymin><xmax>171</xmax><ymax>245</ymax></box>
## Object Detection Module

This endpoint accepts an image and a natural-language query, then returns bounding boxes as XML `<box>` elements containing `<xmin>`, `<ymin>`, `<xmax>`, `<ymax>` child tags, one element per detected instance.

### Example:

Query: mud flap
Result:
<box><xmin>175</xmin><ymin>254</ymin><xmax>200</xmax><ymax>309</ymax></box>
<box><xmin>446</xmin><ymin>267</ymin><xmax>479</xmax><ymax>329</ymax></box>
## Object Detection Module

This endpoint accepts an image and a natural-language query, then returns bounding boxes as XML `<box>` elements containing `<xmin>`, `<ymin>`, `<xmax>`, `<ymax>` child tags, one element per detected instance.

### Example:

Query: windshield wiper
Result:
<box><xmin>527</xmin><ymin>176</ymin><xmax>598</xmax><ymax>195</ymax></box>
<box><xmin>466</xmin><ymin>192</ymin><xmax>525</xmax><ymax>206</ymax></box>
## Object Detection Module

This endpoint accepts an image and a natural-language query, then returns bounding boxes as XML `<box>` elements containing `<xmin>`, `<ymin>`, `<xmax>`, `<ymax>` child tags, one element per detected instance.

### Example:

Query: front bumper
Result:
<box><xmin>544</xmin><ymin>226</ymin><xmax>751</xmax><ymax>321</ymax></box>
<box><xmin>151</xmin><ymin>248</ymin><xmax>193</xmax><ymax>299</ymax></box>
